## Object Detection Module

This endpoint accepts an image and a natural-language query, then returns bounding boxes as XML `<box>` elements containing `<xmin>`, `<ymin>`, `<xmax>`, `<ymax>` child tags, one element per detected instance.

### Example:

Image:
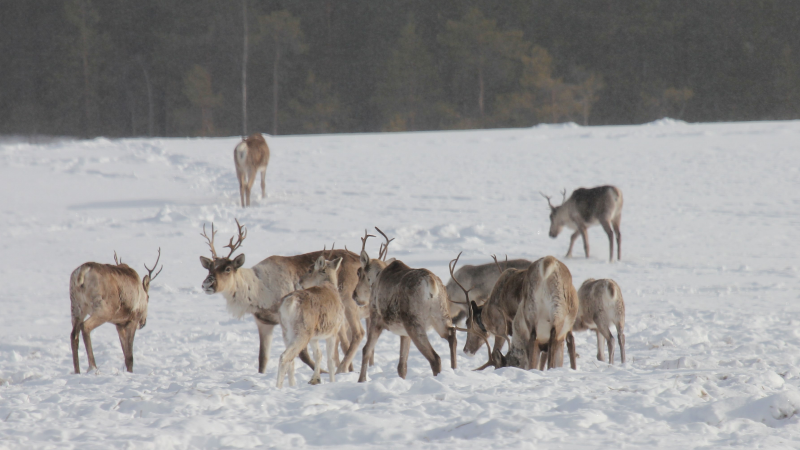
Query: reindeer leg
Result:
<box><xmin>71</xmin><ymin>319</ymin><xmax>82</xmax><ymax>374</ymax></box>
<box><xmin>81</xmin><ymin>315</ymin><xmax>105</xmax><ymax>371</ymax></box>
<box><xmin>326</xmin><ymin>336</ymin><xmax>337</xmax><ymax>383</ymax></box>
<box><xmin>491</xmin><ymin>335</ymin><xmax>505</xmax><ymax>368</ymax></box>
<box><xmin>245</xmin><ymin>166</ymin><xmax>258</xmax><ymax>206</ymax></box>
<box><xmin>119</xmin><ymin>321</ymin><xmax>138</xmax><ymax>373</ymax></box>
<box><xmin>406</xmin><ymin>324</ymin><xmax>442</xmax><ymax>377</ymax></box>
<box><xmin>277</xmin><ymin>335</ymin><xmax>309</xmax><ymax>388</ymax></box>
<box><xmin>547</xmin><ymin>328</ymin><xmax>559</xmax><ymax>369</ymax></box>
<box><xmin>260</xmin><ymin>169</ymin><xmax>266</xmax><ymax>199</ymax></box>
<box><xmin>595</xmin><ymin>316</ymin><xmax>615</xmax><ymax>365</ymax></box>
<box><xmin>566</xmin><ymin>230</ymin><xmax>581</xmax><ymax>258</ymax></box>
<box><xmin>617</xmin><ymin>323</ymin><xmax>626</xmax><ymax>364</ymax></box>
<box><xmin>256</xmin><ymin>320</ymin><xmax>274</xmax><ymax>374</ymax></box>
<box><xmin>398</xmin><ymin>336</ymin><xmax>411</xmax><ymax>379</ymax></box>
<box><xmin>566</xmin><ymin>331</ymin><xmax>577</xmax><ymax>370</ymax></box>
<box><xmin>595</xmin><ymin>329</ymin><xmax>606</xmax><ymax>362</ymax></box>
<box><xmin>358</xmin><ymin>322</ymin><xmax>383</xmax><ymax>383</ymax></box>
<box><xmin>580</xmin><ymin>226</ymin><xmax>590</xmax><ymax>259</ymax></box>
<box><xmin>337</xmin><ymin>301</ymin><xmax>363</xmax><ymax>373</ymax></box>
<box><xmin>236</xmin><ymin>167</ymin><xmax>247</xmax><ymax>208</ymax></box>
<box><xmin>612</xmin><ymin>214</ymin><xmax>622</xmax><ymax>260</ymax></box>
<box><xmin>309</xmin><ymin>340</ymin><xmax>323</xmax><ymax>385</ymax></box>
<box><xmin>601</xmin><ymin>220</ymin><xmax>614</xmax><ymax>262</ymax></box>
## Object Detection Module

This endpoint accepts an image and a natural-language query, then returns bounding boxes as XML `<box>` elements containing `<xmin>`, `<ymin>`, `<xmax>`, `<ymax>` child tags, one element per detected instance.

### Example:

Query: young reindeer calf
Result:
<box><xmin>276</xmin><ymin>255</ymin><xmax>346</xmax><ymax>388</ymax></box>
<box><xmin>69</xmin><ymin>249</ymin><xmax>162</xmax><ymax>373</ymax></box>
<box><xmin>574</xmin><ymin>278</ymin><xmax>626</xmax><ymax>364</ymax></box>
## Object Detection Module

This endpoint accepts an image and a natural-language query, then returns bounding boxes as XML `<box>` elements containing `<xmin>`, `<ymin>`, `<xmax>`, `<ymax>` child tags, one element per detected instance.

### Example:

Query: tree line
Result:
<box><xmin>1</xmin><ymin>0</ymin><xmax>799</xmax><ymax>138</ymax></box>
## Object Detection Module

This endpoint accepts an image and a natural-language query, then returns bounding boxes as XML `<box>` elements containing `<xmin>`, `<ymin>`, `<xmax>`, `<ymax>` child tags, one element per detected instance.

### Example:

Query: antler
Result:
<box><xmin>114</xmin><ymin>251</ymin><xmax>123</xmax><ymax>265</ymax></box>
<box><xmin>224</xmin><ymin>218</ymin><xmax>247</xmax><ymax>258</ymax></box>
<box><xmin>322</xmin><ymin>242</ymin><xmax>335</xmax><ymax>260</ymax></box>
<box><xmin>560</xmin><ymin>188</ymin><xmax>567</xmax><ymax>204</ymax></box>
<box><xmin>540</xmin><ymin>191</ymin><xmax>554</xmax><ymax>209</ymax></box>
<box><xmin>375</xmin><ymin>227</ymin><xmax>394</xmax><ymax>261</ymax></box>
<box><xmin>144</xmin><ymin>247</ymin><xmax>163</xmax><ymax>281</ymax></box>
<box><xmin>201</xmin><ymin>223</ymin><xmax>218</xmax><ymax>260</ymax></box>
<box><xmin>490</xmin><ymin>254</ymin><xmax>508</xmax><ymax>274</ymax></box>
<box><xmin>360</xmin><ymin>229</ymin><xmax>375</xmax><ymax>254</ymax></box>
<box><xmin>448</xmin><ymin>252</ymin><xmax>474</xmax><ymax>333</ymax></box>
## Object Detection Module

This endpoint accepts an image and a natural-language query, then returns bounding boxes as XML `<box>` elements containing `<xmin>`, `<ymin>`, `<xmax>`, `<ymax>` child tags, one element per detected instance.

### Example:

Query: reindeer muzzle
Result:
<box><xmin>202</xmin><ymin>276</ymin><xmax>216</xmax><ymax>294</ymax></box>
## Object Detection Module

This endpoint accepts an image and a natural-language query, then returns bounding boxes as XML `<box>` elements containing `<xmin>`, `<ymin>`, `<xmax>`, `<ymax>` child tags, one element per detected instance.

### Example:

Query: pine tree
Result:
<box><xmin>373</xmin><ymin>21</ymin><xmax>441</xmax><ymax>131</ymax></box>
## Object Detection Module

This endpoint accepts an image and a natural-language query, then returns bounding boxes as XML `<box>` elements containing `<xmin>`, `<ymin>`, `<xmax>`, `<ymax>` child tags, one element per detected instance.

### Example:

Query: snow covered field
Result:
<box><xmin>1</xmin><ymin>120</ymin><xmax>799</xmax><ymax>449</ymax></box>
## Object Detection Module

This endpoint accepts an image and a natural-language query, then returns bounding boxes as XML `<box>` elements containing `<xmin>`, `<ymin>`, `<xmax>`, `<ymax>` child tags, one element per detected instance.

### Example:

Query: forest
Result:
<box><xmin>1</xmin><ymin>0</ymin><xmax>799</xmax><ymax>138</ymax></box>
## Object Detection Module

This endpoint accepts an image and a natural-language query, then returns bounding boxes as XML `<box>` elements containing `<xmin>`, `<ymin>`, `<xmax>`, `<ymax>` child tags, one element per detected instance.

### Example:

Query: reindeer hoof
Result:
<box><xmin>308</xmin><ymin>377</ymin><xmax>321</xmax><ymax>385</ymax></box>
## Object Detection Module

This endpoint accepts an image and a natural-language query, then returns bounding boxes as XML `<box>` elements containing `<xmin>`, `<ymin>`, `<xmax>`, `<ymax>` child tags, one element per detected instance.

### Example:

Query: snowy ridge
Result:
<box><xmin>1</xmin><ymin>121</ymin><xmax>799</xmax><ymax>448</ymax></box>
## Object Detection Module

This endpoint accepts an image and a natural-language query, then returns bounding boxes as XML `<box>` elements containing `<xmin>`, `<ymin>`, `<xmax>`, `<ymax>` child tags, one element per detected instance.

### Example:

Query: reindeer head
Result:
<box><xmin>298</xmin><ymin>251</ymin><xmax>343</xmax><ymax>290</ymax></box>
<box><xmin>353</xmin><ymin>228</ymin><xmax>393</xmax><ymax>306</ymax></box>
<box><xmin>199</xmin><ymin>220</ymin><xmax>247</xmax><ymax>295</ymax></box>
<box><xmin>541</xmin><ymin>189</ymin><xmax>568</xmax><ymax>238</ymax></box>
<box><xmin>138</xmin><ymin>248</ymin><xmax>163</xmax><ymax>329</ymax></box>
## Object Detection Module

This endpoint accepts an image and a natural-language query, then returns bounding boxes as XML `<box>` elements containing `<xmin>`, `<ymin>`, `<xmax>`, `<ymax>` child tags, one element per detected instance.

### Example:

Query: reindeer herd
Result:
<box><xmin>68</xmin><ymin>133</ymin><xmax>628</xmax><ymax>390</ymax></box>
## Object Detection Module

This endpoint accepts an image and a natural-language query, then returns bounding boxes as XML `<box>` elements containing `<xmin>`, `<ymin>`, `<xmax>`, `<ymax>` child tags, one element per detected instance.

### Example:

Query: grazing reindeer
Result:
<box><xmin>70</xmin><ymin>249</ymin><xmax>162</xmax><ymax>373</ymax></box>
<box><xmin>234</xmin><ymin>133</ymin><xmax>270</xmax><ymax>207</ymax></box>
<box><xmin>507</xmin><ymin>256</ymin><xmax>578</xmax><ymax>371</ymax></box>
<box><xmin>277</xmin><ymin>255</ymin><xmax>347</xmax><ymax>387</ymax></box>
<box><xmin>198</xmin><ymin>220</ymin><xmax>362</xmax><ymax>374</ymax></box>
<box><xmin>574</xmin><ymin>278</ymin><xmax>626</xmax><ymax>364</ymax></box>
<box><xmin>460</xmin><ymin>255</ymin><xmax>530</xmax><ymax>370</ymax></box>
<box><xmin>446</xmin><ymin>257</ymin><xmax>531</xmax><ymax>324</ymax></box>
<box><xmin>542</xmin><ymin>185</ymin><xmax>623</xmax><ymax>261</ymax></box>
<box><xmin>355</xmin><ymin>241</ymin><xmax>457</xmax><ymax>382</ymax></box>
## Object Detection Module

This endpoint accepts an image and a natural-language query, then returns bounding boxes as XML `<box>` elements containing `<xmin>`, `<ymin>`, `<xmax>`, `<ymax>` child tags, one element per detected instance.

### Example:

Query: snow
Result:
<box><xmin>1</xmin><ymin>120</ymin><xmax>799</xmax><ymax>449</ymax></box>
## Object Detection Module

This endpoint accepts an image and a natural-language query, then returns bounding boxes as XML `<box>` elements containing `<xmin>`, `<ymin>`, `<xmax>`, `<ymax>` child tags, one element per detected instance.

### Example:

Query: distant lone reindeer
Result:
<box><xmin>234</xmin><ymin>133</ymin><xmax>270</xmax><ymax>207</ymax></box>
<box><xmin>70</xmin><ymin>249</ymin><xmax>162</xmax><ymax>373</ymax></box>
<box><xmin>542</xmin><ymin>185</ymin><xmax>623</xmax><ymax>261</ymax></box>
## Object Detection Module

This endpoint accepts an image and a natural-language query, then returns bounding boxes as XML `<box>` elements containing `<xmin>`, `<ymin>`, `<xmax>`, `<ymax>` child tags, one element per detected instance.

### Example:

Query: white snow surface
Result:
<box><xmin>1</xmin><ymin>121</ymin><xmax>799</xmax><ymax>449</ymax></box>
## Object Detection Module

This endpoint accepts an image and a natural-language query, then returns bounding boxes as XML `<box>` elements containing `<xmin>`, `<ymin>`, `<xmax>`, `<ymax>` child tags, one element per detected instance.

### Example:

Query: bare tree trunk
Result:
<box><xmin>478</xmin><ymin>64</ymin><xmax>485</xmax><ymax>118</ymax></box>
<box><xmin>242</xmin><ymin>0</ymin><xmax>248</xmax><ymax>136</ymax></box>
<box><xmin>273</xmin><ymin>48</ymin><xmax>280</xmax><ymax>135</ymax></box>
<box><xmin>137</xmin><ymin>56</ymin><xmax>154</xmax><ymax>137</ymax></box>
<box><xmin>78</xmin><ymin>0</ymin><xmax>91</xmax><ymax>138</ymax></box>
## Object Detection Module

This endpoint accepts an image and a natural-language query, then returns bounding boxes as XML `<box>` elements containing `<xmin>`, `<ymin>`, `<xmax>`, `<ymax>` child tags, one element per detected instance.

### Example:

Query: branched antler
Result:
<box><xmin>201</xmin><ymin>223</ymin><xmax>218</xmax><ymax>259</ymax></box>
<box><xmin>144</xmin><ymin>247</ymin><xmax>163</xmax><ymax>281</ymax></box>
<box><xmin>360</xmin><ymin>229</ymin><xmax>375</xmax><ymax>254</ymax></box>
<box><xmin>560</xmin><ymin>188</ymin><xmax>567</xmax><ymax>204</ymax></box>
<box><xmin>490</xmin><ymin>254</ymin><xmax>508</xmax><ymax>274</ymax></box>
<box><xmin>448</xmin><ymin>252</ymin><xmax>475</xmax><ymax>334</ymax></box>
<box><xmin>540</xmin><ymin>191</ymin><xmax>554</xmax><ymax>209</ymax></box>
<box><xmin>224</xmin><ymin>218</ymin><xmax>247</xmax><ymax>258</ymax></box>
<box><xmin>114</xmin><ymin>251</ymin><xmax>123</xmax><ymax>266</ymax></box>
<box><xmin>375</xmin><ymin>227</ymin><xmax>394</xmax><ymax>261</ymax></box>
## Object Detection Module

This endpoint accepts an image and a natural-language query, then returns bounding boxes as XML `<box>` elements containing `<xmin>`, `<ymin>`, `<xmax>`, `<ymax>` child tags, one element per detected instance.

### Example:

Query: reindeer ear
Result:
<box><xmin>360</xmin><ymin>250</ymin><xmax>369</xmax><ymax>269</ymax></box>
<box><xmin>232</xmin><ymin>254</ymin><xmax>246</xmax><ymax>269</ymax></box>
<box><xmin>315</xmin><ymin>255</ymin><xmax>326</xmax><ymax>270</ymax></box>
<box><xmin>471</xmin><ymin>300</ymin><xmax>480</xmax><ymax>315</ymax></box>
<box><xmin>331</xmin><ymin>257</ymin><xmax>343</xmax><ymax>271</ymax></box>
<box><xmin>200</xmin><ymin>256</ymin><xmax>214</xmax><ymax>270</ymax></box>
<box><xmin>142</xmin><ymin>275</ymin><xmax>151</xmax><ymax>293</ymax></box>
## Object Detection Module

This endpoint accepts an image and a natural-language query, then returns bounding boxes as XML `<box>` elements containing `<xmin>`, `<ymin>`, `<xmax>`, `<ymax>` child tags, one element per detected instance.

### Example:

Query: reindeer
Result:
<box><xmin>574</xmin><ymin>278</ymin><xmax>626</xmax><ymax>364</ymax></box>
<box><xmin>446</xmin><ymin>256</ymin><xmax>531</xmax><ymax>324</ymax></box>
<box><xmin>506</xmin><ymin>256</ymin><xmax>578</xmax><ymax>371</ymax></box>
<box><xmin>69</xmin><ymin>249</ymin><xmax>162</xmax><ymax>373</ymax></box>
<box><xmin>355</xmin><ymin>238</ymin><xmax>457</xmax><ymax>382</ymax></box>
<box><xmin>198</xmin><ymin>220</ymin><xmax>363</xmax><ymax>374</ymax></box>
<box><xmin>234</xmin><ymin>133</ymin><xmax>270</xmax><ymax>207</ymax></box>
<box><xmin>541</xmin><ymin>185</ymin><xmax>623</xmax><ymax>262</ymax></box>
<box><xmin>457</xmin><ymin>255</ymin><xmax>529</xmax><ymax>370</ymax></box>
<box><xmin>276</xmin><ymin>254</ymin><xmax>347</xmax><ymax>387</ymax></box>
